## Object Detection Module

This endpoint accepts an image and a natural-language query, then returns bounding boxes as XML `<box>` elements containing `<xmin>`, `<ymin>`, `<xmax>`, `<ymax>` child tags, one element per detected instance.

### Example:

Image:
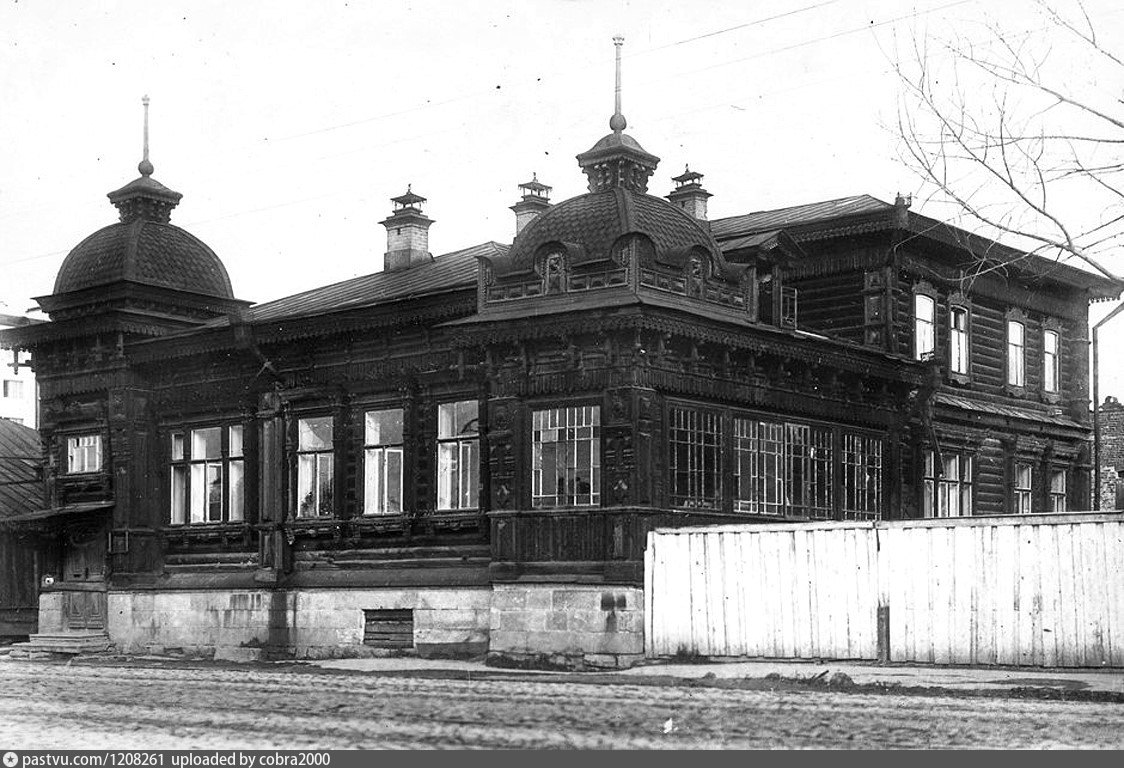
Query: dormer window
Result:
<box><xmin>66</xmin><ymin>435</ymin><xmax>102</xmax><ymax>474</ymax></box>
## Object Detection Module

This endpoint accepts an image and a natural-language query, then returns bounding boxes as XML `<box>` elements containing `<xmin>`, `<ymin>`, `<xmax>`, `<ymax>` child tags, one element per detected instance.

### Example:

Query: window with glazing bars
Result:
<box><xmin>66</xmin><ymin>434</ymin><xmax>102</xmax><ymax>474</ymax></box>
<box><xmin>532</xmin><ymin>406</ymin><xmax>600</xmax><ymax>507</ymax></box>
<box><xmin>733</xmin><ymin>419</ymin><xmax>832</xmax><ymax>518</ymax></box>
<box><xmin>296</xmin><ymin>416</ymin><xmax>334</xmax><ymax>518</ymax></box>
<box><xmin>669</xmin><ymin>406</ymin><xmax>721</xmax><ymax>508</ymax></box>
<box><xmin>922</xmin><ymin>450</ymin><xmax>972</xmax><ymax>518</ymax></box>
<box><xmin>1014</xmin><ymin>462</ymin><xmax>1033</xmax><ymax>514</ymax></box>
<box><xmin>170</xmin><ymin>425</ymin><xmax>244</xmax><ymax>525</ymax></box>
<box><xmin>363</xmin><ymin>409</ymin><xmax>403</xmax><ymax>515</ymax></box>
<box><xmin>841</xmin><ymin>433</ymin><xmax>882</xmax><ymax>519</ymax></box>
<box><xmin>1049</xmin><ymin>469</ymin><xmax>1066</xmax><ymax>512</ymax></box>
<box><xmin>437</xmin><ymin>400</ymin><xmax>479</xmax><ymax>511</ymax></box>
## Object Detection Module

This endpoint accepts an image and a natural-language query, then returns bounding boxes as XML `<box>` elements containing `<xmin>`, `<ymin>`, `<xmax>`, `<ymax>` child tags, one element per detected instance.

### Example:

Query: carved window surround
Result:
<box><xmin>1005</xmin><ymin>307</ymin><xmax>1029</xmax><ymax>398</ymax></box>
<box><xmin>947</xmin><ymin>293</ymin><xmax>972</xmax><ymax>386</ymax></box>
<box><xmin>1041</xmin><ymin>317</ymin><xmax>1064</xmax><ymax>405</ymax></box>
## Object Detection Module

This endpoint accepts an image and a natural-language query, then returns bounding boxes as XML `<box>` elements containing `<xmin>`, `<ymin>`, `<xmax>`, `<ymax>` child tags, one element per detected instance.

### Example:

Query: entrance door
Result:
<box><xmin>60</xmin><ymin>523</ymin><xmax>107</xmax><ymax>631</ymax></box>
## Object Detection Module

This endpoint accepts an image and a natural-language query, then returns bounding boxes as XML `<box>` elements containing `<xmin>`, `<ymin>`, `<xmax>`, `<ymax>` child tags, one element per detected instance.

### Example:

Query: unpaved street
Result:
<box><xmin>0</xmin><ymin>660</ymin><xmax>1120</xmax><ymax>749</ymax></box>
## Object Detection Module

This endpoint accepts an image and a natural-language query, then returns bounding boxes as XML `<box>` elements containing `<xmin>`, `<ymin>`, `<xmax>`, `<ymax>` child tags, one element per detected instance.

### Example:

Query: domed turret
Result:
<box><xmin>39</xmin><ymin>97</ymin><xmax>246</xmax><ymax>330</ymax></box>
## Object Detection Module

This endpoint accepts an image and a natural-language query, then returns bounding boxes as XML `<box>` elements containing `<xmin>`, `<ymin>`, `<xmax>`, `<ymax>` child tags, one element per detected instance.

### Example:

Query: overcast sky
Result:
<box><xmin>2</xmin><ymin>0</ymin><xmax>1123</xmax><ymax>394</ymax></box>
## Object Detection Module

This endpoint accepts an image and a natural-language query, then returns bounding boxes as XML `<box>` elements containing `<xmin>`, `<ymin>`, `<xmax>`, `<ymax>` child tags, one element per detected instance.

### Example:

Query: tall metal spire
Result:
<box><xmin>610</xmin><ymin>35</ymin><xmax>627</xmax><ymax>133</ymax></box>
<box><xmin>139</xmin><ymin>94</ymin><xmax>154</xmax><ymax>177</ymax></box>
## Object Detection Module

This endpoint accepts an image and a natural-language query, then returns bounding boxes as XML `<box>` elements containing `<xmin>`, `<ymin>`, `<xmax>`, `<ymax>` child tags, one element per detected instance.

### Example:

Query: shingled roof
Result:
<box><xmin>710</xmin><ymin>195</ymin><xmax>891</xmax><ymax>239</ymax></box>
<box><xmin>0</xmin><ymin>419</ymin><xmax>44</xmax><ymax>521</ymax></box>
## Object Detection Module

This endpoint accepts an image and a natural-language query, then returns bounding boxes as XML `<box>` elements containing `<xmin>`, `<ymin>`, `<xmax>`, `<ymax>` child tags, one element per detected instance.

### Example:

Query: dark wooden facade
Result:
<box><xmin>0</xmin><ymin>117</ymin><xmax>1117</xmax><ymax>659</ymax></box>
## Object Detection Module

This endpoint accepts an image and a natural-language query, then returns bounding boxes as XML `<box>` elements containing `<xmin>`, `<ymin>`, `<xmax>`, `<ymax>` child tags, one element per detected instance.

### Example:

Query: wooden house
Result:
<box><xmin>1</xmin><ymin>55</ymin><xmax>1117</xmax><ymax>665</ymax></box>
<box><xmin>0</xmin><ymin>418</ymin><xmax>47</xmax><ymax>639</ymax></box>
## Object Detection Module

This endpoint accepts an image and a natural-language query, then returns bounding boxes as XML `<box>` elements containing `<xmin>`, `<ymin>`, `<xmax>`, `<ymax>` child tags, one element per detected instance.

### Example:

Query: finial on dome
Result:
<box><xmin>138</xmin><ymin>94</ymin><xmax>154</xmax><ymax>177</ymax></box>
<box><xmin>610</xmin><ymin>35</ymin><xmax>627</xmax><ymax>133</ymax></box>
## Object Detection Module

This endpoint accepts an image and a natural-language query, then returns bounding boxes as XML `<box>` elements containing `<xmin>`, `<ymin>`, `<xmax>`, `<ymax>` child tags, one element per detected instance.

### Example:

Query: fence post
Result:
<box><xmin>876</xmin><ymin>604</ymin><xmax>890</xmax><ymax>662</ymax></box>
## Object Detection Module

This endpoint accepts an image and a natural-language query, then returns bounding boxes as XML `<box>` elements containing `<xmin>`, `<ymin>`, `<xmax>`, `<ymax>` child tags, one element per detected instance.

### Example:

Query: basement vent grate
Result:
<box><xmin>362</xmin><ymin>609</ymin><xmax>414</xmax><ymax>649</ymax></box>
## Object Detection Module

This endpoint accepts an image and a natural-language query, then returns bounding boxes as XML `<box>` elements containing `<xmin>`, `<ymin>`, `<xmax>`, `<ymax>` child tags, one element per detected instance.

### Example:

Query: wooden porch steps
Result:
<box><xmin>7</xmin><ymin>631</ymin><xmax>112</xmax><ymax>659</ymax></box>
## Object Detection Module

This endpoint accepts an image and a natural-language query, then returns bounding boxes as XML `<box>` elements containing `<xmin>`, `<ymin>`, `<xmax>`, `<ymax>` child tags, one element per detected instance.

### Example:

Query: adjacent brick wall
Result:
<box><xmin>488</xmin><ymin>584</ymin><xmax>644</xmax><ymax>669</ymax></box>
<box><xmin>1097</xmin><ymin>396</ymin><xmax>1124</xmax><ymax>510</ymax></box>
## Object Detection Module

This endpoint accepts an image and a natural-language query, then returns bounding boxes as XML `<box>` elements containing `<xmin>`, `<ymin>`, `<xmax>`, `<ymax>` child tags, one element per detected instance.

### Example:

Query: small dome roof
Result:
<box><xmin>502</xmin><ymin>186</ymin><xmax>729</xmax><ymax>276</ymax></box>
<box><xmin>54</xmin><ymin>218</ymin><xmax>234</xmax><ymax>298</ymax></box>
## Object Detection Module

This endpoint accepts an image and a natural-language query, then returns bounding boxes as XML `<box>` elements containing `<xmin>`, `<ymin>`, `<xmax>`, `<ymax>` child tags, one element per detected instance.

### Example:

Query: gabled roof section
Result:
<box><xmin>247</xmin><ymin>241</ymin><xmax>504</xmax><ymax>324</ymax></box>
<box><xmin>0</xmin><ymin>419</ymin><xmax>44</xmax><ymax>520</ymax></box>
<box><xmin>712</xmin><ymin>194</ymin><xmax>1122</xmax><ymax>298</ymax></box>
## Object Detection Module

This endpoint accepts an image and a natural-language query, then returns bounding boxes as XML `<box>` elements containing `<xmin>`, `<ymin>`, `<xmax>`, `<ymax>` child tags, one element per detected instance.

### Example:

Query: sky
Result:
<box><xmin>2</xmin><ymin>0</ymin><xmax>1123</xmax><ymax>394</ymax></box>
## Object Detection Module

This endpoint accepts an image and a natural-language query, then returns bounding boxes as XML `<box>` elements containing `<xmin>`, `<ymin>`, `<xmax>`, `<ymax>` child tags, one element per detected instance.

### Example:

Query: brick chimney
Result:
<box><xmin>510</xmin><ymin>173</ymin><xmax>552</xmax><ymax>236</ymax></box>
<box><xmin>380</xmin><ymin>186</ymin><xmax>434</xmax><ymax>271</ymax></box>
<box><xmin>667</xmin><ymin>166</ymin><xmax>712</xmax><ymax>221</ymax></box>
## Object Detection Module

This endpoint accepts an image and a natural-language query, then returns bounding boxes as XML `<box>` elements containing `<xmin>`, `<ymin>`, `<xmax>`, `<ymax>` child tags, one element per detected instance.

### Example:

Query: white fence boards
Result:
<box><xmin>645</xmin><ymin>514</ymin><xmax>1124</xmax><ymax>667</ymax></box>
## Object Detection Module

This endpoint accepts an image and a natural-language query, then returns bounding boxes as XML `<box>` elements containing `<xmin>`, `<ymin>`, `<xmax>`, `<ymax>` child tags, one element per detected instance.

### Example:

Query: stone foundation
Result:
<box><xmin>106</xmin><ymin>587</ymin><xmax>491</xmax><ymax>659</ymax></box>
<box><xmin>487</xmin><ymin>584</ymin><xmax>644</xmax><ymax>669</ymax></box>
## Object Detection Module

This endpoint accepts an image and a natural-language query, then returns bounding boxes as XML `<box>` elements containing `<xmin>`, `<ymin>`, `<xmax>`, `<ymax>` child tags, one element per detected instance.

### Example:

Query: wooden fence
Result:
<box><xmin>644</xmin><ymin>514</ymin><xmax>1124</xmax><ymax>667</ymax></box>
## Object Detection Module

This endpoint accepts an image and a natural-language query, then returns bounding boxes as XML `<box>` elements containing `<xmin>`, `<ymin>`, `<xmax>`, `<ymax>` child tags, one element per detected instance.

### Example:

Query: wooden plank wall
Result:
<box><xmin>646</xmin><ymin>515</ymin><xmax>1124</xmax><ymax>667</ymax></box>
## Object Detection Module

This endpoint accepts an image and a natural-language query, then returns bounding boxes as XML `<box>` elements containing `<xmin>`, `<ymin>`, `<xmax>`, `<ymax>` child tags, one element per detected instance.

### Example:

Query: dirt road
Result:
<box><xmin>0</xmin><ymin>660</ymin><xmax>1120</xmax><ymax>749</ymax></box>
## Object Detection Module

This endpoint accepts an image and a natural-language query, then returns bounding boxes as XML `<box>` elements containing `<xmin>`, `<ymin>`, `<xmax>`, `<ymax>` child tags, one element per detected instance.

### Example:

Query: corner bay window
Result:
<box><xmin>532</xmin><ymin>405</ymin><xmax>601</xmax><ymax>507</ymax></box>
<box><xmin>734</xmin><ymin>420</ymin><xmax>832</xmax><ymax>518</ymax></box>
<box><xmin>922</xmin><ymin>450</ymin><xmax>972</xmax><ymax>518</ymax></box>
<box><xmin>1007</xmin><ymin>320</ymin><xmax>1026</xmax><ymax>387</ymax></box>
<box><xmin>66</xmin><ymin>434</ymin><xmax>102</xmax><ymax>474</ymax></box>
<box><xmin>170</xmin><ymin>425</ymin><xmax>244</xmax><ymax>525</ymax></box>
<box><xmin>364</xmin><ymin>409</ymin><xmax>403</xmax><ymax>515</ymax></box>
<box><xmin>1043</xmin><ymin>329</ymin><xmax>1060</xmax><ymax>393</ymax></box>
<box><xmin>914</xmin><ymin>293</ymin><xmax>935</xmax><ymax>360</ymax></box>
<box><xmin>437</xmin><ymin>400</ymin><xmax>479</xmax><ymax>511</ymax></box>
<box><xmin>296</xmin><ymin>416</ymin><xmax>334</xmax><ymax>518</ymax></box>
<box><xmin>671</xmin><ymin>404</ymin><xmax>883</xmax><ymax>519</ymax></box>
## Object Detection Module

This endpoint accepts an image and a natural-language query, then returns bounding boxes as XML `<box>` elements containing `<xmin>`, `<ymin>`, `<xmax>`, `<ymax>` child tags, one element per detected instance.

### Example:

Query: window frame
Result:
<box><xmin>1043</xmin><ymin>327</ymin><xmax>1060</xmax><ymax>395</ymax></box>
<box><xmin>947</xmin><ymin>297</ymin><xmax>971</xmax><ymax>383</ymax></box>
<box><xmin>2</xmin><ymin>379</ymin><xmax>24</xmax><ymax>399</ymax></box>
<box><xmin>361</xmin><ymin>407</ymin><xmax>405</xmax><ymax>517</ymax></box>
<box><xmin>294</xmin><ymin>414</ymin><xmax>336</xmax><ymax>519</ymax></box>
<box><xmin>168</xmin><ymin>423</ymin><xmax>246</xmax><ymax>526</ymax></box>
<box><xmin>65</xmin><ymin>434</ymin><xmax>103</xmax><ymax>475</ymax></box>
<box><xmin>668</xmin><ymin>403</ymin><xmax>723</xmax><ymax>510</ymax></box>
<box><xmin>1006</xmin><ymin>309</ymin><xmax>1028</xmax><ymax>393</ymax></box>
<box><xmin>922</xmin><ymin>449</ymin><xmax>973</xmax><ymax>518</ymax></box>
<box><xmin>1049</xmin><ymin>468</ymin><xmax>1067</xmax><ymax>513</ymax></box>
<box><xmin>913</xmin><ymin>289</ymin><xmax>936</xmax><ymax>361</ymax></box>
<box><xmin>436</xmin><ymin>399</ymin><xmax>480</xmax><ymax>512</ymax></box>
<box><xmin>1014</xmin><ymin>461</ymin><xmax>1034</xmax><ymax>515</ymax></box>
<box><xmin>531</xmin><ymin>404</ymin><xmax>601</xmax><ymax>508</ymax></box>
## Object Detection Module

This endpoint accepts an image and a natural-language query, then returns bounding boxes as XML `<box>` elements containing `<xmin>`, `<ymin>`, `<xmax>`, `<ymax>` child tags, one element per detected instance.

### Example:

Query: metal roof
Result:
<box><xmin>0</xmin><ymin>419</ymin><xmax>44</xmax><ymax>520</ymax></box>
<box><xmin>710</xmin><ymin>195</ymin><xmax>892</xmax><ymax>239</ymax></box>
<box><xmin>935</xmin><ymin>392</ymin><xmax>1083</xmax><ymax>429</ymax></box>
<box><xmin>245</xmin><ymin>241</ymin><xmax>504</xmax><ymax>324</ymax></box>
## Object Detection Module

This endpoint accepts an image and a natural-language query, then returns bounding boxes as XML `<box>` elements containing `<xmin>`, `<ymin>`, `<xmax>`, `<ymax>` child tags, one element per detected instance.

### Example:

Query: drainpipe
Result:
<box><xmin>1092</xmin><ymin>298</ymin><xmax>1124</xmax><ymax>509</ymax></box>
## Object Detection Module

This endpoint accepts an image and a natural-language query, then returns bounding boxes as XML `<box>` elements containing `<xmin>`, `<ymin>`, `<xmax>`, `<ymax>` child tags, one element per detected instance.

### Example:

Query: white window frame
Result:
<box><xmin>922</xmin><ymin>450</ymin><xmax>973</xmax><ymax>518</ymax></box>
<box><xmin>841</xmin><ymin>433</ymin><xmax>882</xmax><ymax>520</ymax></box>
<box><xmin>436</xmin><ymin>400</ymin><xmax>479</xmax><ymax>511</ymax></box>
<box><xmin>949</xmin><ymin>305</ymin><xmax>969</xmax><ymax>376</ymax></box>
<box><xmin>669</xmin><ymin>405</ymin><xmax>722</xmax><ymax>509</ymax></box>
<box><xmin>532</xmin><ymin>405</ymin><xmax>601</xmax><ymax>508</ymax></box>
<box><xmin>66</xmin><ymin>434</ymin><xmax>102</xmax><ymax>474</ymax></box>
<box><xmin>169</xmin><ymin>425</ymin><xmax>244</xmax><ymax>525</ymax></box>
<box><xmin>2</xmin><ymin>380</ymin><xmax>23</xmax><ymax>399</ymax></box>
<box><xmin>1049</xmin><ymin>469</ymin><xmax>1066</xmax><ymax>513</ymax></box>
<box><xmin>1007</xmin><ymin>320</ymin><xmax>1026</xmax><ymax>387</ymax></box>
<box><xmin>1014</xmin><ymin>462</ymin><xmax>1033</xmax><ymax>514</ymax></box>
<box><xmin>1043</xmin><ymin>329</ymin><xmax>1060</xmax><ymax>393</ymax></box>
<box><xmin>296</xmin><ymin>416</ymin><xmax>334</xmax><ymax>518</ymax></box>
<box><xmin>363</xmin><ymin>408</ymin><xmax>404</xmax><ymax>516</ymax></box>
<box><xmin>914</xmin><ymin>293</ymin><xmax>935</xmax><ymax>361</ymax></box>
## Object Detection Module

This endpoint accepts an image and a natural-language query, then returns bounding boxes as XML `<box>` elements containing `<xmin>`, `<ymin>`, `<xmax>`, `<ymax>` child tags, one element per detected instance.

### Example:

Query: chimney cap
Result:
<box><xmin>518</xmin><ymin>172</ymin><xmax>552</xmax><ymax>198</ymax></box>
<box><xmin>391</xmin><ymin>184</ymin><xmax>427</xmax><ymax>209</ymax></box>
<box><xmin>672</xmin><ymin>165</ymin><xmax>705</xmax><ymax>187</ymax></box>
